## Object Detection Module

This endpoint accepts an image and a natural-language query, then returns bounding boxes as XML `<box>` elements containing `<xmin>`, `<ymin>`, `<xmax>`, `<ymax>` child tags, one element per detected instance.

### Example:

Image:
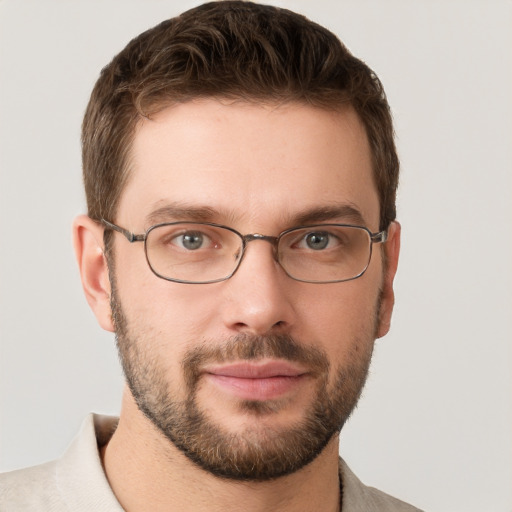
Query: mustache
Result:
<box><xmin>182</xmin><ymin>333</ymin><xmax>329</xmax><ymax>388</ymax></box>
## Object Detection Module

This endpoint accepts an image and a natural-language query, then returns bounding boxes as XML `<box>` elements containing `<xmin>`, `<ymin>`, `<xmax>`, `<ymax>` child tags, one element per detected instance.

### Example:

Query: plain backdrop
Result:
<box><xmin>1</xmin><ymin>1</ymin><xmax>511</xmax><ymax>511</ymax></box>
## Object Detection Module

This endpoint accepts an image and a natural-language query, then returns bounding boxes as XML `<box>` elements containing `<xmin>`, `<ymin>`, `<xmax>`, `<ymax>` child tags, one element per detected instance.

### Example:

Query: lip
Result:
<box><xmin>202</xmin><ymin>360</ymin><xmax>309</xmax><ymax>401</ymax></box>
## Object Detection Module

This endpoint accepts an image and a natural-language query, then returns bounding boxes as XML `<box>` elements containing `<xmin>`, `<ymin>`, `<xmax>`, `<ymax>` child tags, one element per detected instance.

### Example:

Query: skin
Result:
<box><xmin>73</xmin><ymin>99</ymin><xmax>400</xmax><ymax>512</ymax></box>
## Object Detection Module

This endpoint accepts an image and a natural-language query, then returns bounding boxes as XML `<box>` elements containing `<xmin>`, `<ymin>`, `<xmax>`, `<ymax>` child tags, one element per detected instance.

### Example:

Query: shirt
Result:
<box><xmin>0</xmin><ymin>414</ymin><xmax>423</xmax><ymax>511</ymax></box>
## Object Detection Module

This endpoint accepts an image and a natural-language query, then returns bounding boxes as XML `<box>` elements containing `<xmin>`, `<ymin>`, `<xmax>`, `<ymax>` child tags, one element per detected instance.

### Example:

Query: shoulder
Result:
<box><xmin>0</xmin><ymin>414</ymin><xmax>122</xmax><ymax>512</ymax></box>
<box><xmin>0</xmin><ymin>460</ymin><xmax>64</xmax><ymax>510</ymax></box>
<box><xmin>340</xmin><ymin>458</ymin><xmax>424</xmax><ymax>512</ymax></box>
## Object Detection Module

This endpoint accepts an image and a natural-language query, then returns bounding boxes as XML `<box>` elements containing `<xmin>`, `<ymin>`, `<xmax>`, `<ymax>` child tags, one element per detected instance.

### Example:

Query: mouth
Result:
<box><xmin>202</xmin><ymin>360</ymin><xmax>310</xmax><ymax>401</ymax></box>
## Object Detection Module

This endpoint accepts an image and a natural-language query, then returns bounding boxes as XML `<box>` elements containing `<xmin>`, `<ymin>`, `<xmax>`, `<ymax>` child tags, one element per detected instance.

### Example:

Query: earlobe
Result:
<box><xmin>72</xmin><ymin>215</ymin><xmax>114</xmax><ymax>332</ymax></box>
<box><xmin>376</xmin><ymin>220</ymin><xmax>401</xmax><ymax>339</ymax></box>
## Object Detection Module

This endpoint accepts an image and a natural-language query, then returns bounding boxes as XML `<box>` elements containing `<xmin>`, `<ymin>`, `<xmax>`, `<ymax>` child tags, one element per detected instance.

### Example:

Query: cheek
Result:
<box><xmin>116</xmin><ymin>264</ymin><xmax>221</xmax><ymax>352</ymax></box>
<box><xmin>293</xmin><ymin>280</ymin><xmax>381</xmax><ymax>359</ymax></box>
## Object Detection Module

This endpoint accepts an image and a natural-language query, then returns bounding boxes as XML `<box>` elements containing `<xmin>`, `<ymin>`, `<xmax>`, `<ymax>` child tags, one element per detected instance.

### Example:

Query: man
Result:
<box><xmin>0</xmin><ymin>2</ymin><xmax>422</xmax><ymax>510</ymax></box>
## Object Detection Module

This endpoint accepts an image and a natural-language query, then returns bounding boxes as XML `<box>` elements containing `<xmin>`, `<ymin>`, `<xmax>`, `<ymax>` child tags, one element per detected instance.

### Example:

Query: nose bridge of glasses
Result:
<box><xmin>241</xmin><ymin>233</ymin><xmax>280</xmax><ymax>259</ymax></box>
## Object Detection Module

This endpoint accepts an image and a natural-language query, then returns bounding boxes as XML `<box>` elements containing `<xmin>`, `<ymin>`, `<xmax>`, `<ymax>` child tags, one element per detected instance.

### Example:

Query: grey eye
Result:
<box><xmin>305</xmin><ymin>232</ymin><xmax>329</xmax><ymax>250</ymax></box>
<box><xmin>179</xmin><ymin>232</ymin><xmax>206</xmax><ymax>250</ymax></box>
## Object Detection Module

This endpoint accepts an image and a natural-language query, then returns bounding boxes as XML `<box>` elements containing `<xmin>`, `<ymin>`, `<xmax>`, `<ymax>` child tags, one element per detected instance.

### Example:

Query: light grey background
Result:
<box><xmin>1</xmin><ymin>1</ymin><xmax>511</xmax><ymax>510</ymax></box>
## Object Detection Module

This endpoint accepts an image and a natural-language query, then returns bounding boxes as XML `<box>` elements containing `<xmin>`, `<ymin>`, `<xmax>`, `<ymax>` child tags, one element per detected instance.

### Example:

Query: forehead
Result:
<box><xmin>119</xmin><ymin>99</ymin><xmax>379</xmax><ymax>230</ymax></box>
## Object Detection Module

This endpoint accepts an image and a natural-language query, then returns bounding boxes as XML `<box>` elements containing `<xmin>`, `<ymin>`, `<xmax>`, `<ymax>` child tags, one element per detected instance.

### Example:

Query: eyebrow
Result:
<box><xmin>145</xmin><ymin>203</ymin><xmax>222</xmax><ymax>226</ymax></box>
<box><xmin>291</xmin><ymin>204</ymin><xmax>366</xmax><ymax>226</ymax></box>
<box><xmin>145</xmin><ymin>201</ymin><xmax>367</xmax><ymax>229</ymax></box>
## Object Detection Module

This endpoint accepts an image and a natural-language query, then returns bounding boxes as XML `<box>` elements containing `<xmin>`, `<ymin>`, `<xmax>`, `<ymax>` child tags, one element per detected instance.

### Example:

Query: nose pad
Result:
<box><xmin>242</xmin><ymin>234</ymin><xmax>279</xmax><ymax>253</ymax></box>
<box><xmin>237</xmin><ymin>233</ymin><xmax>280</xmax><ymax>270</ymax></box>
<box><xmin>221</xmin><ymin>238</ymin><xmax>296</xmax><ymax>335</ymax></box>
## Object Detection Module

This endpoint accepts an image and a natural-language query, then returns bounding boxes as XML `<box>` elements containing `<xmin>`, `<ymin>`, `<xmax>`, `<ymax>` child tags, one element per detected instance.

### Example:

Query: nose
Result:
<box><xmin>220</xmin><ymin>239</ymin><xmax>297</xmax><ymax>335</ymax></box>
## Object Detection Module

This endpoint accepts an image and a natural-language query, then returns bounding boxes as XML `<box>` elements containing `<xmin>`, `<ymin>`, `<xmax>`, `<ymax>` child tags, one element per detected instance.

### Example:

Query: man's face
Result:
<box><xmin>108</xmin><ymin>100</ymin><xmax>396</xmax><ymax>480</ymax></box>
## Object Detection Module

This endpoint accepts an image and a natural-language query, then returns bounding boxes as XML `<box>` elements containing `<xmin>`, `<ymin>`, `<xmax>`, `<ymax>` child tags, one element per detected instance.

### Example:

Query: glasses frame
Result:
<box><xmin>101</xmin><ymin>219</ymin><xmax>388</xmax><ymax>284</ymax></box>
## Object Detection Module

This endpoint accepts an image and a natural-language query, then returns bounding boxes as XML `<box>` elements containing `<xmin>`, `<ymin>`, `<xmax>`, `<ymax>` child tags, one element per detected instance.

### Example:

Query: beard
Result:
<box><xmin>110</xmin><ymin>284</ymin><xmax>377</xmax><ymax>482</ymax></box>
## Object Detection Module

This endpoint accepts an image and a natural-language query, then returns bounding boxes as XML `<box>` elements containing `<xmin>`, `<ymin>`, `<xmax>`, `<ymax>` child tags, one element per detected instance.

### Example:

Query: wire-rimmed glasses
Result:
<box><xmin>102</xmin><ymin>219</ymin><xmax>387</xmax><ymax>284</ymax></box>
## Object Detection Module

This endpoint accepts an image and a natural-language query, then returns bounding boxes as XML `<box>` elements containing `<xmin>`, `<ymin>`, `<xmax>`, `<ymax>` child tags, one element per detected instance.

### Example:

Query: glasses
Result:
<box><xmin>102</xmin><ymin>219</ymin><xmax>388</xmax><ymax>284</ymax></box>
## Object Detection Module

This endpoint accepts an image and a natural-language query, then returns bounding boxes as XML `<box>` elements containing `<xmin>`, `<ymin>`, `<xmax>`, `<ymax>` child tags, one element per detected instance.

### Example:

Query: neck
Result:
<box><xmin>101</xmin><ymin>389</ymin><xmax>341</xmax><ymax>512</ymax></box>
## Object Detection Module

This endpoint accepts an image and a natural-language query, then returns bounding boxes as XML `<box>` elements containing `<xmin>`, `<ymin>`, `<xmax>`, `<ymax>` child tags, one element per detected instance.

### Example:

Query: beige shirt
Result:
<box><xmin>0</xmin><ymin>414</ymin><xmax>423</xmax><ymax>511</ymax></box>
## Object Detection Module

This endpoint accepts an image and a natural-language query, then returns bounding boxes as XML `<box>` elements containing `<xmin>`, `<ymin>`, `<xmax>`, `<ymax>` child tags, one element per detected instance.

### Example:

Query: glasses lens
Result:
<box><xmin>278</xmin><ymin>225</ymin><xmax>372</xmax><ymax>283</ymax></box>
<box><xmin>145</xmin><ymin>223</ymin><xmax>243</xmax><ymax>283</ymax></box>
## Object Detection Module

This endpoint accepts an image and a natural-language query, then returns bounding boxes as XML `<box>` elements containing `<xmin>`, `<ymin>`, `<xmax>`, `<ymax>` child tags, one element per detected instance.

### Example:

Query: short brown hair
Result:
<box><xmin>82</xmin><ymin>1</ymin><xmax>398</xmax><ymax>231</ymax></box>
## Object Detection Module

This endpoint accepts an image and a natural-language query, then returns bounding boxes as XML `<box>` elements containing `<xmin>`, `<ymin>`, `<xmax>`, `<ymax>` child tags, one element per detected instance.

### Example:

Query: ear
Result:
<box><xmin>72</xmin><ymin>215</ymin><xmax>114</xmax><ymax>332</ymax></box>
<box><xmin>376</xmin><ymin>220</ymin><xmax>401</xmax><ymax>339</ymax></box>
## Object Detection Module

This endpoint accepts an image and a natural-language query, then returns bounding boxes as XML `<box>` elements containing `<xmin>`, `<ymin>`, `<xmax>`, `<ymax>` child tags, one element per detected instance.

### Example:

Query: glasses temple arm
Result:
<box><xmin>370</xmin><ymin>230</ymin><xmax>388</xmax><ymax>244</ymax></box>
<box><xmin>101</xmin><ymin>219</ymin><xmax>145</xmax><ymax>243</ymax></box>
